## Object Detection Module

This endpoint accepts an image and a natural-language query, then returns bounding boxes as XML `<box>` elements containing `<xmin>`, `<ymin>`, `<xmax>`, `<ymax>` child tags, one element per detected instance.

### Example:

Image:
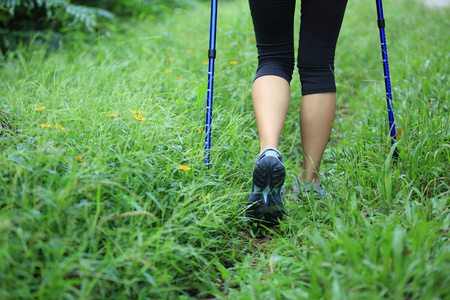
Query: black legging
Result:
<box><xmin>249</xmin><ymin>0</ymin><xmax>348</xmax><ymax>95</ymax></box>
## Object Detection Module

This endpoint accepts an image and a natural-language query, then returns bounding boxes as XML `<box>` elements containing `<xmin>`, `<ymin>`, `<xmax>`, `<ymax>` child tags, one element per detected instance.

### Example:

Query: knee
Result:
<box><xmin>255</xmin><ymin>49</ymin><xmax>295</xmax><ymax>83</ymax></box>
<box><xmin>298</xmin><ymin>64</ymin><xmax>336</xmax><ymax>95</ymax></box>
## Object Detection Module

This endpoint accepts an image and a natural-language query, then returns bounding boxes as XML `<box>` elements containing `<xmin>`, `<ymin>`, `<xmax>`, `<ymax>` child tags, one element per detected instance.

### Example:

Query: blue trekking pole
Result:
<box><xmin>376</xmin><ymin>0</ymin><xmax>399</xmax><ymax>160</ymax></box>
<box><xmin>205</xmin><ymin>0</ymin><xmax>218</xmax><ymax>168</ymax></box>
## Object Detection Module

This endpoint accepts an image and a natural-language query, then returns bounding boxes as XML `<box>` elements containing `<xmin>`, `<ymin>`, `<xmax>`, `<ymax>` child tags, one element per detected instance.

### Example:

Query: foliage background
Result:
<box><xmin>0</xmin><ymin>0</ymin><xmax>194</xmax><ymax>55</ymax></box>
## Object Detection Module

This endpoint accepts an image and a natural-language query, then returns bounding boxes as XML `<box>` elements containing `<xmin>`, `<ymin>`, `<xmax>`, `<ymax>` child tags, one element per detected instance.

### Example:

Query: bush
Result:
<box><xmin>72</xmin><ymin>0</ymin><xmax>190</xmax><ymax>18</ymax></box>
<box><xmin>0</xmin><ymin>0</ymin><xmax>193</xmax><ymax>56</ymax></box>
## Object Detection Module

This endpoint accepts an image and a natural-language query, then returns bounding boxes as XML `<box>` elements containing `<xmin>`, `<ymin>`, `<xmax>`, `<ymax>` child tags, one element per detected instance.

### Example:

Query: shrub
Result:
<box><xmin>0</xmin><ymin>0</ymin><xmax>193</xmax><ymax>55</ymax></box>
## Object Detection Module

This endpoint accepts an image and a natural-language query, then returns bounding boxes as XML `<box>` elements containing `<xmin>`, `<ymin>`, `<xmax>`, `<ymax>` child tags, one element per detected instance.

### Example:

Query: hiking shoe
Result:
<box><xmin>246</xmin><ymin>147</ymin><xmax>286</xmax><ymax>226</ymax></box>
<box><xmin>293</xmin><ymin>178</ymin><xmax>325</xmax><ymax>201</ymax></box>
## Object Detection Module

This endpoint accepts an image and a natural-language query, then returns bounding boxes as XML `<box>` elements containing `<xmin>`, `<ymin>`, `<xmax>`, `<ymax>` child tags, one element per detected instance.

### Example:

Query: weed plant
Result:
<box><xmin>0</xmin><ymin>0</ymin><xmax>448</xmax><ymax>298</ymax></box>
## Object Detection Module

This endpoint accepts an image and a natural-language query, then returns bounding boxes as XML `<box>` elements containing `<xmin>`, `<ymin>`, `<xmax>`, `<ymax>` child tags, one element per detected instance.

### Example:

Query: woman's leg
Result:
<box><xmin>252</xmin><ymin>75</ymin><xmax>290</xmax><ymax>152</ymax></box>
<box><xmin>247</xmin><ymin>0</ymin><xmax>296</xmax><ymax>224</ymax></box>
<box><xmin>248</xmin><ymin>0</ymin><xmax>296</xmax><ymax>152</ymax></box>
<box><xmin>298</xmin><ymin>92</ymin><xmax>336</xmax><ymax>185</ymax></box>
<box><xmin>297</xmin><ymin>0</ymin><xmax>348</xmax><ymax>185</ymax></box>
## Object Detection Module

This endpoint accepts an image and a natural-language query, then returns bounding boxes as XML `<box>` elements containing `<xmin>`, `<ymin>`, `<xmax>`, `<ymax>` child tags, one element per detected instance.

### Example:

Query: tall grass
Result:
<box><xmin>0</xmin><ymin>0</ymin><xmax>448</xmax><ymax>298</ymax></box>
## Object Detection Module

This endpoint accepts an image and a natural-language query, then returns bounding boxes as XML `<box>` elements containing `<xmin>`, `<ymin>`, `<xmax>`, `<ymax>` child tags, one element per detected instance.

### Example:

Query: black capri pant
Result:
<box><xmin>249</xmin><ymin>0</ymin><xmax>348</xmax><ymax>95</ymax></box>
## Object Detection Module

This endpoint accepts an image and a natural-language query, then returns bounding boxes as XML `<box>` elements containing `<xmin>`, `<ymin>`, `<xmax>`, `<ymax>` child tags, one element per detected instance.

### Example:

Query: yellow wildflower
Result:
<box><xmin>195</xmin><ymin>127</ymin><xmax>201</xmax><ymax>134</ymax></box>
<box><xmin>108</xmin><ymin>113</ymin><xmax>117</xmax><ymax>117</ymax></box>
<box><xmin>134</xmin><ymin>115</ymin><xmax>146</xmax><ymax>121</ymax></box>
<box><xmin>35</xmin><ymin>106</ymin><xmax>45</xmax><ymax>111</ymax></box>
<box><xmin>229</xmin><ymin>61</ymin><xmax>238</xmax><ymax>65</ymax></box>
<box><xmin>132</xmin><ymin>111</ymin><xmax>144</xmax><ymax>114</ymax></box>
<box><xmin>187</xmin><ymin>48</ymin><xmax>192</xmax><ymax>53</ymax></box>
<box><xmin>203</xmin><ymin>61</ymin><xmax>209</xmax><ymax>65</ymax></box>
<box><xmin>165</xmin><ymin>69</ymin><xmax>172</xmax><ymax>73</ymax></box>
<box><xmin>175</xmin><ymin>76</ymin><xmax>180</xmax><ymax>80</ymax></box>
<box><xmin>178</xmin><ymin>165</ymin><xmax>191</xmax><ymax>171</ymax></box>
<box><xmin>56</xmin><ymin>125</ymin><xmax>64</xmax><ymax>129</ymax></box>
<box><xmin>40</xmin><ymin>124</ymin><xmax>52</xmax><ymax>128</ymax></box>
<box><xmin>74</xmin><ymin>156</ymin><xmax>84</xmax><ymax>163</ymax></box>
<box><xmin>167</xmin><ymin>57</ymin><xmax>173</xmax><ymax>62</ymax></box>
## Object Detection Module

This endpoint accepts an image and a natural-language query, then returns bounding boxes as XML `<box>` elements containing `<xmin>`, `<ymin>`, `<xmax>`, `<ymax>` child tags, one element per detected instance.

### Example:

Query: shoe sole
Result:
<box><xmin>247</xmin><ymin>156</ymin><xmax>286</xmax><ymax>225</ymax></box>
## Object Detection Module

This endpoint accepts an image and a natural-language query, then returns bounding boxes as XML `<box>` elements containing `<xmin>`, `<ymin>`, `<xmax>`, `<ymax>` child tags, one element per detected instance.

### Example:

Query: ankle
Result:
<box><xmin>298</xmin><ymin>170</ymin><xmax>320</xmax><ymax>186</ymax></box>
<box><xmin>259</xmin><ymin>144</ymin><xmax>279</xmax><ymax>154</ymax></box>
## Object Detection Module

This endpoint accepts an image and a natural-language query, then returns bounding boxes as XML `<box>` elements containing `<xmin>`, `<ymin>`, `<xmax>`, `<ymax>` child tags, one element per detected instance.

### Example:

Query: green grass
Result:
<box><xmin>0</xmin><ymin>0</ymin><xmax>449</xmax><ymax>298</ymax></box>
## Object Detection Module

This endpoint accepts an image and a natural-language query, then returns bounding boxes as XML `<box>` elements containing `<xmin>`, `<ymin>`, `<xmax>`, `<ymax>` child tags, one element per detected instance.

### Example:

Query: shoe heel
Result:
<box><xmin>252</xmin><ymin>156</ymin><xmax>285</xmax><ymax>188</ymax></box>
